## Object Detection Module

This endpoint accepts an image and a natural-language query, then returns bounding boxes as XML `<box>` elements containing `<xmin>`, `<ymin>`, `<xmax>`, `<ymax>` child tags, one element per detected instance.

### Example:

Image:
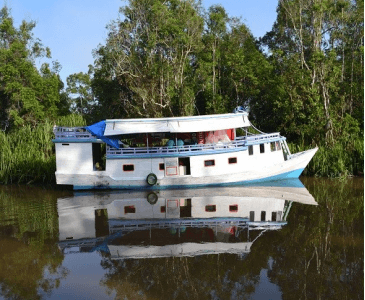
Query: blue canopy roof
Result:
<box><xmin>85</xmin><ymin>120</ymin><xmax>120</xmax><ymax>149</ymax></box>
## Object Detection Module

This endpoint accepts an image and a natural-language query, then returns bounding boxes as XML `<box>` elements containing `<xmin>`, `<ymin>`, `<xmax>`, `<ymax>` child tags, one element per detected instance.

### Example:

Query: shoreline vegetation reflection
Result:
<box><xmin>0</xmin><ymin>178</ymin><xmax>363</xmax><ymax>299</ymax></box>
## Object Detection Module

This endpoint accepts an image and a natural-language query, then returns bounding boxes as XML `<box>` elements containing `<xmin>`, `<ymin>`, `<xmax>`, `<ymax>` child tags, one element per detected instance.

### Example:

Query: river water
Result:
<box><xmin>0</xmin><ymin>177</ymin><xmax>363</xmax><ymax>300</ymax></box>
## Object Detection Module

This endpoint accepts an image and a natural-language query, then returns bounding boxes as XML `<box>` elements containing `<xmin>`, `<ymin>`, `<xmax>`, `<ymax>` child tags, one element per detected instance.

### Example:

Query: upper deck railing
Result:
<box><xmin>237</xmin><ymin>132</ymin><xmax>283</xmax><ymax>144</ymax></box>
<box><xmin>107</xmin><ymin>133</ymin><xmax>284</xmax><ymax>157</ymax></box>
<box><xmin>58</xmin><ymin>218</ymin><xmax>286</xmax><ymax>252</ymax></box>
<box><xmin>53</xmin><ymin>126</ymin><xmax>94</xmax><ymax>140</ymax></box>
<box><xmin>107</xmin><ymin>139</ymin><xmax>248</xmax><ymax>157</ymax></box>
<box><xmin>53</xmin><ymin>126</ymin><xmax>285</xmax><ymax>157</ymax></box>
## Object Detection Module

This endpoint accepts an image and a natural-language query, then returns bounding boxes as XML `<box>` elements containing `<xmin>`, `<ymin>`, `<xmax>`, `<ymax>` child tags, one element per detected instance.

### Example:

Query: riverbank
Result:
<box><xmin>0</xmin><ymin>118</ymin><xmax>363</xmax><ymax>185</ymax></box>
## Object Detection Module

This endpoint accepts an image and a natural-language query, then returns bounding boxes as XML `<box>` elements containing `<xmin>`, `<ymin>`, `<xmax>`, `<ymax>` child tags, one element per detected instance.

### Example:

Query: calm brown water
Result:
<box><xmin>0</xmin><ymin>178</ymin><xmax>363</xmax><ymax>300</ymax></box>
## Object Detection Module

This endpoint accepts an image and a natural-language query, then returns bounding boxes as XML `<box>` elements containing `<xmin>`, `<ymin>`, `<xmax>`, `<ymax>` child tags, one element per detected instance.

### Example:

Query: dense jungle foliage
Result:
<box><xmin>0</xmin><ymin>0</ymin><xmax>363</xmax><ymax>184</ymax></box>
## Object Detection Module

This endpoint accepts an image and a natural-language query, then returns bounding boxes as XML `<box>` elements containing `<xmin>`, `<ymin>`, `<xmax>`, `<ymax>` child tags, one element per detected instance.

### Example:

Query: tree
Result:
<box><xmin>258</xmin><ymin>0</ymin><xmax>363</xmax><ymax>146</ymax></box>
<box><xmin>0</xmin><ymin>6</ymin><xmax>61</xmax><ymax>131</ymax></box>
<box><xmin>93</xmin><ymin>0</ymin><xmax>204</xmax><ymax>118</ymax></box>
<box><xmin>66</xmin><ymin>70</ymin><xmax>94</xmax><ymax>119</ymax></box>
<box><xmin>196</xmin><ymin>6</ymin><xmax>271</xmax><ymax>117</ymax></box>
<box><xmin>93</xmin><ymin>1</ymin><xmax>272</xmax><ymax>120</ymax></box>
<box><xmin>197</xmin><ymin>5</ymin><xmax>229</xmax><ymax>114</ymax></box>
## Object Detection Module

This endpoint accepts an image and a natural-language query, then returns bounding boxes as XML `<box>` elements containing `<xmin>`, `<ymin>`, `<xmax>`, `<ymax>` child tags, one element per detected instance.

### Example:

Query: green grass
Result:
<box><xmin>289</xmin><ymin>137</ymin><xmax>364</xmax><ymax>178</ymax></box>
<box><xmin>0</xmin><ymin>114</ymin><xmax>86</xmax><ymax>184</ymax></box>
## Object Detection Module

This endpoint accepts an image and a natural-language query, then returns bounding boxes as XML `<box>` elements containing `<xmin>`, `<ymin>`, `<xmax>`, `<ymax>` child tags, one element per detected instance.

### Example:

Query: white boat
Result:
<box><xmin>57</xmin><ymin>181</ymin><xmax>317</xmax><ymax>257</ymax></box>
<box><xmin>53</xmin><ymin>109</ymin><xmax>317</xmax><ymax>190</ymax></box>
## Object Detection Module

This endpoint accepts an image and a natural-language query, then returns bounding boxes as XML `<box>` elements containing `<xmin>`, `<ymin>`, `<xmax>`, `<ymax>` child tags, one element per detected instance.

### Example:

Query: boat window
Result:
<box><xmin>205</xmin><ymin>205</ymin><xmax>216</xmax><ymax>212</ymax></box>
<box><xmin>272</xmin><ymin>211</ymin><xmax>277</xmax><ymax>221</ymax></box>
<box><xmin>160</xmin><ymin>206</ymin><xmax>166</xmax><ymax>213</ymax></box>
<box><xmin>124</xmin><ymin>206</ymin><xmax>136</xmax><ymax>214</ymax></box>
<box><xmin>276</xmin><ymin>141</ymin><xmax>281</xmax><ymax>150</ymax></box>
<box><xmin>159</xmin><ymin>163</ymin><xmax>165</xmax><ymax>171</ymax></box>
<box><xmin>123</xmin><ymin>164</ymin><xmax>134</xmax><ymax>172</ymax></box>
<box><xmin>167</xmin><ymin>200</ymin><xmax>179</xmax><ymax>208</ymax></box>
<box><xmin>62</xmin><ymin>143</ymin><xmax>69</xmax><ymax>146</ymax></box>
<box><xmin>249</xmin><ymin>211</ymin><xmax>255</xmax><ymax>221</ymax></box>
<box><xmin>204</xmin><ymin>159</ymin><xmax>215</xmax><ymax>167</ymax></box>
<box><xmin>260</xmin><ymin>144</ymin><xmax>265</xmax><ymax>153</ymax></box>
<box><xmin>229</xmin><ymin>205</ymin><xmax>238</xmax><ymax>212</ymax></box>
<box><xmin>228</xmin><ymin>157</ymin><xmax>237</xmax><ymax>164</ymax></box>
<box><xmin>271</xmin><ymin>142</ymin><xmax>276</xmax><ymax>152</ymax></box>
<box><xmin>261</xmin><ymin>211</ymin><xmax>266</xmax><ymax>221</ymax></box>
<box><xmin>248</xmin><ymin>145</ymin><xmax>253</xmax><ymax>155</ymax></box>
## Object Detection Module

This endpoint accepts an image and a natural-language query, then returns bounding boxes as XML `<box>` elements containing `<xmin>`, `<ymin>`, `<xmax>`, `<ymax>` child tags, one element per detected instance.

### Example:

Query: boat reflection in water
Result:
<box><xmin>57</xmin><ymin>179</ymin><xmax>317</xmax><ymax>258</ymax></box>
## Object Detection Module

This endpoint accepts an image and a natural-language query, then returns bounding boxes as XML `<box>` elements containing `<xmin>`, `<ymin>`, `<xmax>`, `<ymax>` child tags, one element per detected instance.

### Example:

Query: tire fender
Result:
<box><xmin>147</xmin><ymin>192</ymin><xmax>158</xmax><ymax>205</ymax></box>
<box><xmin>146</xmin><ymin>173</ymin><xmax>158</xmax><ymax>186</ymax></box>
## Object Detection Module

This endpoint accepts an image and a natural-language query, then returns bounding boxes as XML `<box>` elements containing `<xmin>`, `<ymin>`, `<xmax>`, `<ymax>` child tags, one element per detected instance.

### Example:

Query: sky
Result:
<box><xmin>5</xmin><ymin>0</ymin><xmax>278</xmax><ymax>85</ymax></box>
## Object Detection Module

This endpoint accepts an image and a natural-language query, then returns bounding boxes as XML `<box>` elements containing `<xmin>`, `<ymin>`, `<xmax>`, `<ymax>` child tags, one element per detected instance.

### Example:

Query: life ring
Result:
<box><xmin>147</xmin><ymin>192</ymin><xmax>158</xmax><ymax>205</ymax></box>
<box><xmin>146</xmin><ymin>173</ymin><xmax>158</xmax><ymax>186</ymax></box>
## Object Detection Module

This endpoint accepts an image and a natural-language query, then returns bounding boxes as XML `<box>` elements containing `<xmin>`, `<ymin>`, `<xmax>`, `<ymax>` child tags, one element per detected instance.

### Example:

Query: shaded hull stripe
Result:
<box><xmin>73</xmin><ymin>168</ymin><xmax>304</xmax><ymax>190</ymax></box>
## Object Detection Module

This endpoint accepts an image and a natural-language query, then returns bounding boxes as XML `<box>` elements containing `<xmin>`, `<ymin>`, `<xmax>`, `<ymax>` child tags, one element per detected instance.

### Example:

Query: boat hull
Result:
<box><xmin>55</xmin><ymin>147</ymin><xmax>318</xmax><ymax>190</ymax></box>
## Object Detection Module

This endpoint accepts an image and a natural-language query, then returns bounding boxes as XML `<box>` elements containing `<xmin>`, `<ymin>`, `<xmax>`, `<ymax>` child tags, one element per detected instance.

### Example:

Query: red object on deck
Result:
<box><xmin>226</xmin><ymin>129</ymin><xmax>235</xmax><ymax>140</ymax></box>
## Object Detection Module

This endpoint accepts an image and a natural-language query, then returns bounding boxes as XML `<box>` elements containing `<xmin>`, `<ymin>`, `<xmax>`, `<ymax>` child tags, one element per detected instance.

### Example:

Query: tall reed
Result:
<box><xmin>0</xmin><ymin>114</ymin><xmax>86</xmax><ymax>184</ymax></box>
<box><xmin>289</xmin><ymin>137</ymin><xmax>364</xmax><ymax>178</ymax></box>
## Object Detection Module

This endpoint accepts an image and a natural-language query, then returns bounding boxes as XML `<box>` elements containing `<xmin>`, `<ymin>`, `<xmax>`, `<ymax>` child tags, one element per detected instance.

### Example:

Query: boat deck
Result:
<box><xmin>53</xmin><ymin>126</ymin><xmax>286</xmax><ymax>158</ymax></box>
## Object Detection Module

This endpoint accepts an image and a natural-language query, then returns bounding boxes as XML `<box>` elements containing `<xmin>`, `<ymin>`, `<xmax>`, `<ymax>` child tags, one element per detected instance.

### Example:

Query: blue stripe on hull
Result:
<box><xmin>73</xmin><ymin>168</ymin><xmax>305</xmax><ymax>190</ymax></box>
<box><xmin>244</xmin><ymin>168</ymin><xmax>304</xmax><ymax>184</ymax></box>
